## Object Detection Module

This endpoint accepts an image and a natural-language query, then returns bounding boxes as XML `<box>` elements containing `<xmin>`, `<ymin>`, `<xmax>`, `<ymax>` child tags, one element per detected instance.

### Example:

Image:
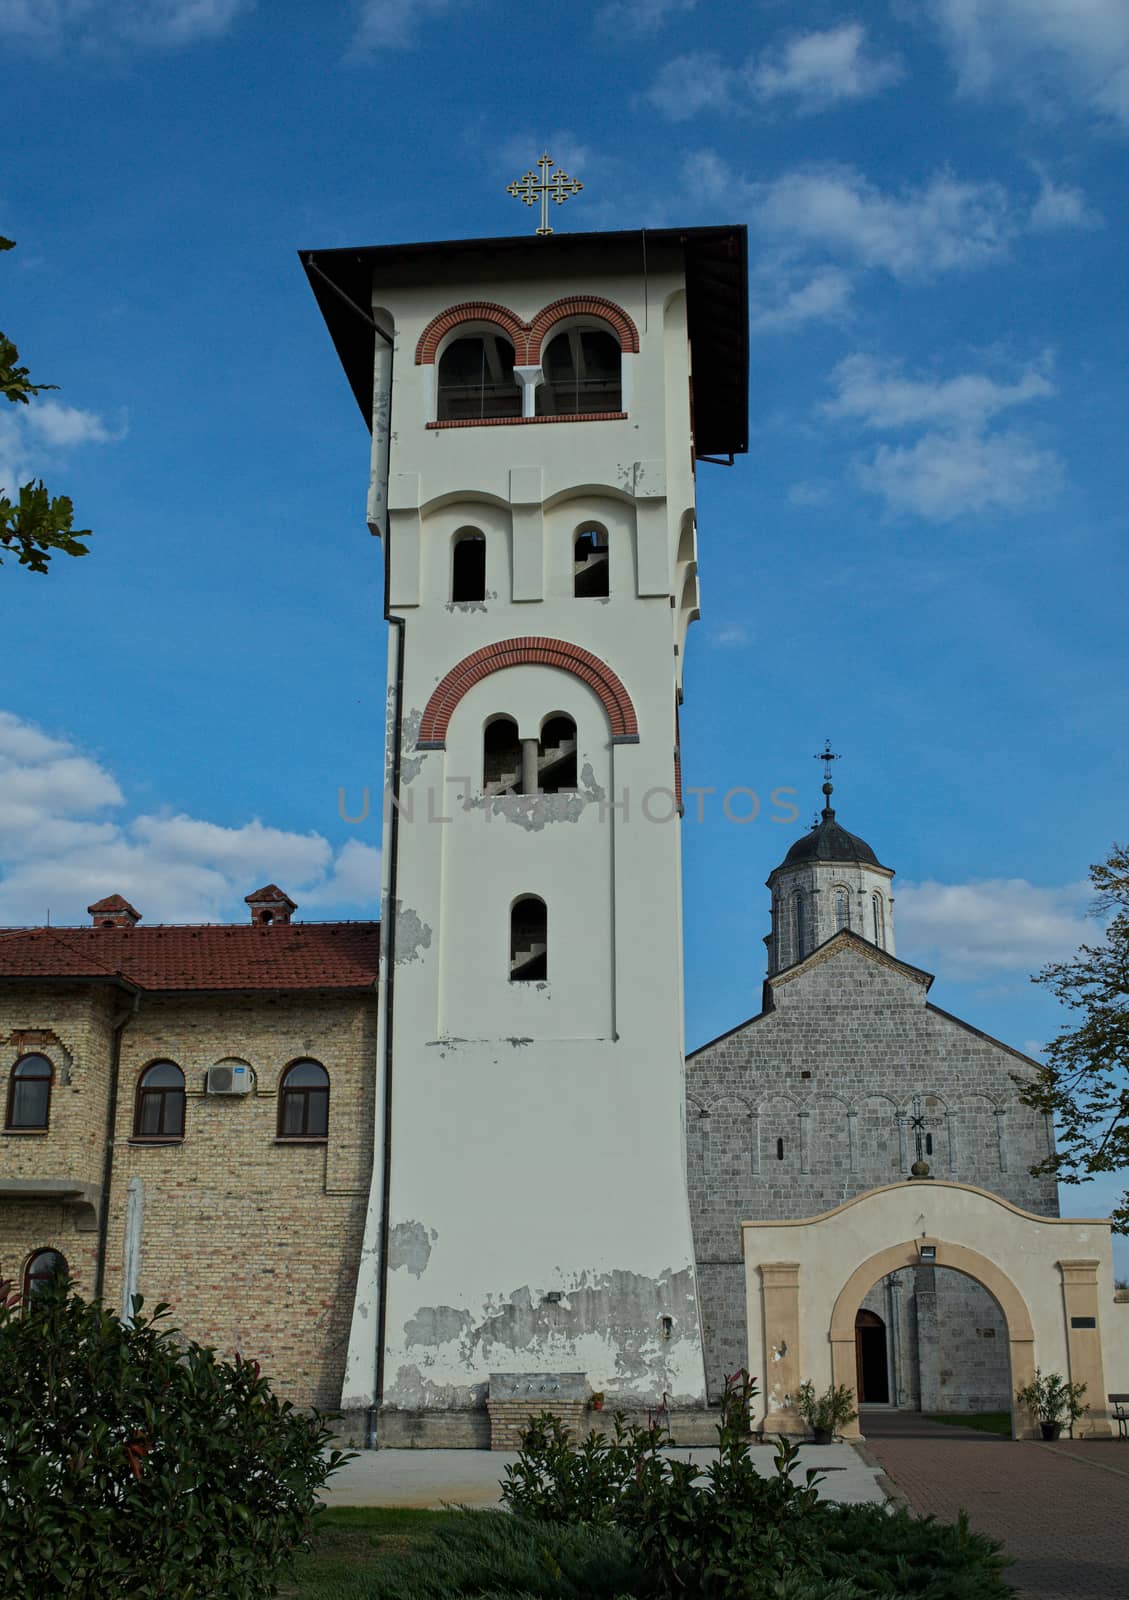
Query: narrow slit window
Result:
<box><xmin>537</xmin><ymin>328</ymin><xmax>622</xmax><ymax>416</ymax></box>
<box><xmin>776</xmin><ymin>1137</ymin><xmax>785</xmax><ymax>1161</ymax></box>
<box><xmin>834</xmin><ymin>888</ymin><xmax>849</xmax><ymax>931</ymax></box>
<box><xmin>538</xmin><ymin>715</ymin><xmax>577</xmax><ymax>792</ymax></box>
<box><xmin>510</xmin><ymin>896</ymin><xmax>547</xmax><ymax>982</ymax></box>
<box><xmin>6</xmin><ymin>1053</ymin><xmax>53</xmax><ymax>1130</ymax></box>
<box><xmin>574</xmin><ymin>527</ymin><xmax>609</xmax><ymax>598</ymax></box>
<box><xmin>925</xmin><ymin>1133</ymin><xmax>933</xmax><ymax>1157</ymax></box>
<box><xmin>451</xmin><ymin>531</ymin><xmax>486</xmax><ymax>602</ymax></box>
<box><xmin>484</xmin><ymin>717</ymin><xmax>522</xmax><ymax>794</ymax></box>
<box><xmin>436</xmin><ymin>334</ymin><xmax>520</xmax><ymax>421</ymax></box>
<box><xmin>872</xmin><ymin>893</ymin><xmax>885</xmax><ymax>947</ymax></box>
<box><xmin>793</xmin><ymin>892</ymin><xmax>807</xmax><ymax>961</ymax></box>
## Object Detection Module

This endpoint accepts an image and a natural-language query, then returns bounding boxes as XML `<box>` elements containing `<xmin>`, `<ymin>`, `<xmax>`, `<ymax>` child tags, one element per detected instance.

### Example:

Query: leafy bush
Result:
<box><xmin>0</xmin><ymin>1276</ymin><xmax>350</xmax><ymax>1598</ymax></box>
<box><xmin>1014</xmin><ymin>1369</ymin><xmax>1087</xmax><ymax>1426</ymax></box>
<box><xmin>795</xmin><ymin>1382</ymin><xmax>858</xmax><ymax>1438</ymax></box>
<box><xmin>501</xmin><ymin>1371</ymin><xmax>1013</xmax><ymax>1600</ymax></box>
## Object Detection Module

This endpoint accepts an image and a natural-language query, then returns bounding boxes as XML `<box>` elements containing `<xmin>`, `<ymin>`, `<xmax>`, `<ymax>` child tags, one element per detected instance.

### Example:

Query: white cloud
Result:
<box><xmin>752</xmin><ymin>165</ymin><xmax>1018</xmax><ymax>279</ymax></box>
<box><xmin>857</xmin><ymin>427</ymin><xmax>1063</xmax><ymax>521</ymax></box>
<box><xmin>897</xmin><ymin>876</ymin><xmax>1092</xmax><ymax>978</ymax></box>
<box><xmin>0</xmin><ymin>0</ymin><xmax>249</xmax><ymax>49</ymax></box>
<box><xmin>929</xmin><ymin>0</ymin><xmax>1129</xmax><ymax>128</ymax></box>
<box><xmin>824</xmin><ymin>352</ymin><xmax>1055</xmax><ymax>431</ymax></box>
<box><xmin>0</xmin><ymin>398</ymin><xmax>123</xmax><ymax>499</ymax></box>
<box><xmin>709</xmin><ymin>624</ymin><xmax>750</xmax><ymax>649</ymax></box>
<box><xmin>646</xmin><ymin>51</ymin><xmax>735</xmax><ymax>122</ymax></box>
<box><xmin>596</xmin><ymin>0</ymin><xmax>696</xmax><ymax>34</ymax></box>
<box><xmin>751</xmin><ymin>23</ymin><xmax>903</xmax><ymax>111</ymax></box>
<box><xmin>750</xmin><ymin>266</ymin><xmax>853</xmax><ymax>332</ymax></box>
<box><xmin>351</xmin><ymin>0</ymin><xmax>458</xmax><ymax>52</ymax></box>
<box><xmin>1029</xmin><ymin>175</ymin><xmax>1103</xmax><ymax>232</ymax></box>
<box><xmin>647</xmin><ymin>25</ymin><xmax>901</xmax><ymax>120</ymax></box>
<box><xmin>823</xmin><ymin>352</ymin><xmax>1064</xmax><ymax>521</ymax></box>
<box><xmin>0</xmin><ymin>710</ymin><xmax>379</xmax><ymax>925</ymax></box>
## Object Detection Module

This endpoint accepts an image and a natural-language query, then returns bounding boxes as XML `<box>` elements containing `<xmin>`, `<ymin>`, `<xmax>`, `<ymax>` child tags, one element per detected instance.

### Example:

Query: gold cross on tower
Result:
<box><xmin>506</xmin><ymin>153</ymin><xmax>583</xmax><ymax>236</ymax></box>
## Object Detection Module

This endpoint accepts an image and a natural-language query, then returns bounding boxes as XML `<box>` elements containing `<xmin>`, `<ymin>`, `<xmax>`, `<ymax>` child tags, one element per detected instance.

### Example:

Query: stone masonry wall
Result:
<box><xmin>686</xmin><ymin>940</ymin><xmax>1058</xmax><ymax>1401</ymax></box>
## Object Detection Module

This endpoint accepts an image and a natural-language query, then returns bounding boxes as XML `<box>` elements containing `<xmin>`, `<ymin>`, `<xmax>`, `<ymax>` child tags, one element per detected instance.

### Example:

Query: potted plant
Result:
<box><xmin>589</xmin><ymin>1391</ymin><xmax>605</xmax><ymax>1412</ymax></box>
<box><xmin>796</xmin><ymin>1380</ymin><xmax>857</xmax><ymax>1444</ymax></box>
<box><xmin>1016</xmin><ymin>1369</ymin><xmax>1087</xmax><ymax>1439</ymax></box>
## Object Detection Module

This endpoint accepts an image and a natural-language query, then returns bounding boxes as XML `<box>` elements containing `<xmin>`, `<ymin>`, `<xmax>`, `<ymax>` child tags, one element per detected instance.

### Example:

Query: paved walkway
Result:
<box><xmin>319</xmin><ymin>1441</ymin><xmax>887</xmax><ymax>1509</ymax></box>
<box><xmin>860</xmin><ymin>1410</ymin><xmax>1129</xmax><ymax>1600</ymax></box>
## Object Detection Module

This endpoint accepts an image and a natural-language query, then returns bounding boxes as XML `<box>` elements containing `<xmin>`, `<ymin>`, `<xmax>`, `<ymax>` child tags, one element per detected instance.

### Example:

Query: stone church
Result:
<box><xmin>687</xmin><ymin>775</ymin><xmax>1058</xmax><ymax>1416</ymax></box>
<box><xmin>1</xmin><ymin>217</ymin><xmax>1124</xmax><ymax>1442</ymax></box>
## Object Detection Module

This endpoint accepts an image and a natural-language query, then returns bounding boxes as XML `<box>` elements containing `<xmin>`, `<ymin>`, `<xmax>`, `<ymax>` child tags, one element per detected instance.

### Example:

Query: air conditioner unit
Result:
<box><xmin>206</xmin><ymin>1063</ymin><xmax>253</xmax><ymax>1096</ymax></box>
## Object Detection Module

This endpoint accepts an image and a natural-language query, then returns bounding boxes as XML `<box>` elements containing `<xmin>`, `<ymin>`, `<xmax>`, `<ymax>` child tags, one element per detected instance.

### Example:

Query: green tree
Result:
<box><xmin>1020</xmin><ymin>843</ymin><xmax>1129</xmax><ymax>1230</ymax></box>
<box><xmin>1</xmin><ymin>237</ymin><xmax>91</xmax><ymax>573</ymax></box>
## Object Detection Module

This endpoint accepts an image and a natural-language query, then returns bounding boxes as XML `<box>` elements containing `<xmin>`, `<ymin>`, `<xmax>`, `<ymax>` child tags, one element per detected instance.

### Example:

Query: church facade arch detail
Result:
<box><xmin>416</xmin><ymin>637</ymin><xmax>640</xmax><ymax>749</ymax></box>
<box><xmin>414</xmin><ymin>295</ymin><xmax>639</xmax><ymax>366</ymax></box>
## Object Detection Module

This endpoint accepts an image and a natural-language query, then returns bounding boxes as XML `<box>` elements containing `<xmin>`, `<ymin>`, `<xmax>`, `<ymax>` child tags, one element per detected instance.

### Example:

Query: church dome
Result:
<box><xmin>781</xmin><ymin>806</ymin><xmax>884</xmax><ymax>869</ymax></box>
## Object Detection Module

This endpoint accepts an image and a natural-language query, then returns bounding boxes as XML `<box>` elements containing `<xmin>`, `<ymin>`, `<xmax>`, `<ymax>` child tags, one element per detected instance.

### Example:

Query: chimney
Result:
<box><xmin>244</xmin><ymin>884</ymin><xmax>297</xmax><ymax>926</ymax></box>
<box><xmin>88</xmin><ymin>894</ymin><xmax>141</xmax><ymax>929</ymax></box>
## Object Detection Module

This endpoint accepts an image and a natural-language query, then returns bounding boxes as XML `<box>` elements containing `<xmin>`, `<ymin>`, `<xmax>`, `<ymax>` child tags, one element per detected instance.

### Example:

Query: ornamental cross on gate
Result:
<box><xmin>506</xmin><ymin>153</ymin><xmax>583</xmax><ymax>235</ymax></box>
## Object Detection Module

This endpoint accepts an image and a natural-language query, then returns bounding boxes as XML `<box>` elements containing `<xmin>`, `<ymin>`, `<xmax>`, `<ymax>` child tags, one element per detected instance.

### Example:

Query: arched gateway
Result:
<box><xmin>741</xmin><ymin>1181</ymin><xmax>1126</xmax><ymax>1439</ymax></box>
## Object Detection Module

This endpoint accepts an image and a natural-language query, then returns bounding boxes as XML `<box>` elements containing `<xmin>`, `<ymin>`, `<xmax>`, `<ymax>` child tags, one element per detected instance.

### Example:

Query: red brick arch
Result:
<box><xmin>415</xmin><ymin>296</ymin><xmax>640</xmax><ymax>367</ymax></box>
<box><xmin>415</xmin><ymin>302</ymin><xmax>531</xmax><ymax>365</ymax></box>
<box><xmin>528</xmin><ymin>296</ymin><xmax>640</xmax><ymax>360</ymax></box>
<box><xmin>416</xmin><ymin>638</ymin><xmax>640</xmax><ymax>749</ymax></box>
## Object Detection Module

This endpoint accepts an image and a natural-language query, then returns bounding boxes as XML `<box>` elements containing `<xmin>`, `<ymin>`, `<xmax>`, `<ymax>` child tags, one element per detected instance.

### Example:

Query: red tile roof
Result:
<box><xmin>0</xmin><ymin>923</ymin><xmax>380</xmax><ymax>993</ymax></box>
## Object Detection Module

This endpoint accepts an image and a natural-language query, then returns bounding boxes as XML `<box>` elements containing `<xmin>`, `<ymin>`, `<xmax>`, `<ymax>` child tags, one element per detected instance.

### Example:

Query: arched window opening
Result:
<box><xmin>451</xmin><ymin>530</ymin><xmax>486</xmax><ymax>602</ymax></box>
<box><xmin>25</xmin><ymin>1248</ymin><xmax>67</xmax><ymax>1303</ymax></box>
<box><xmin>776</xmin><ymin>1137</ymin><xmax>785</xmax><ymax>1161</ymax></box>
<box><xmin>134</xmin><ymin>1061</ymin><xmax>185</xmax><ymax>1140</ymax></box>
<box><xmin>510</xmin><ymin>896</ymin><xmax>547</xmax><ymax>982</ymax></box>
<box><xmin>536</xmin><ymin>327</ymin><xmax>622</xmax><ymax>416</ymax></box>
<box><xmin>6</xmin><ymin>1054</ymin><xmax>53</xmax><ymax>1130</ymax></box>
<box><xmin>793</xmin><ymin>892</ymin><xmax>807</xmax><ymax>961</ymax></box>
<box><xmin>436</xmin><ymin>333</ymin><xmax>520</xmax><ymax>421</ymax></box>
<box><xmin>834</xmin><ymin>887</ymin><xmax>850</xmax><ymax>931</ymax></box>
<box><xmin>278</xmin><ymin>1060</ymin><xmax>330</xmax><ymax>1139</ymax></box>
<box><xmin>872</xmin><ymin>893</ymin><xmax>885</xmax><ymax>947</ymax></box>
<box><xmin>538</xmin><ymin>715</ymin><xmax>577</xmax><ymax>793</ymax></box>
<box><xmin>574</xmin><ymin>526</ymin><xmax>609</xmax><ymax>598</ymax></box>
<box><xmin>925</xmin><ymin>1132</ymin><xmax>933</xmax><ymax>1157</ymax></box>
<box><xmin>484</xmin><ymin>717</ymin><xmax>522</xmax><ymax>795</ymax></box>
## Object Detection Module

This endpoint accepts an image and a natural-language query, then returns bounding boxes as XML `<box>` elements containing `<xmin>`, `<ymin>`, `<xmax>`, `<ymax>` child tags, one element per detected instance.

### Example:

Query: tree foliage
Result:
<box><xmin>0</xmin><ymin>1276</ymin><xmax>350</xmax><ymax>1597</ymax></box>
<box><xmin>0</xmin><ymin>236</ymin><xmax>92</xmax><ymax>573</ymax></box>
<box><xmin>1020</xmin><ymin>842</ymin><xmax>1129</xmax><ymax>1230</ymax></box>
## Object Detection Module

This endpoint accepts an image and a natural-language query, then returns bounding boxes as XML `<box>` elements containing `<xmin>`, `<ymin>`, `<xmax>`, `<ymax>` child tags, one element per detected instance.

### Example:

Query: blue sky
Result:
<box><xmin>2</xmin><ymin>1</ymin><xmax>1127</xmax><ymax>1247</ymax></box>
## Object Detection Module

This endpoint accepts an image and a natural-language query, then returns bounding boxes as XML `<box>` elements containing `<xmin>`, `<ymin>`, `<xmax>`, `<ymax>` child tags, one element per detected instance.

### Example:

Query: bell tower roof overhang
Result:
<box><xmin>300</xmin><ymin>224</ymin><xmax>749</xmax><ymax>460</ymax></box>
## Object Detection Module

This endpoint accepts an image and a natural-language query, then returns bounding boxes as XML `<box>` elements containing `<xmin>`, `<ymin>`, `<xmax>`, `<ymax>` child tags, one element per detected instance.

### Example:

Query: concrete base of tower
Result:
<box><xmin>351</xmin><ymin>1403</ymin><xmax>724</xmax><ymax>1451</ymax></box>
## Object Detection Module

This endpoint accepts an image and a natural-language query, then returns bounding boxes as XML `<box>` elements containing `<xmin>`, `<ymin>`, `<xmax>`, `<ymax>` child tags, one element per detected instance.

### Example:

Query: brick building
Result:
<box><xmin>0</xmin><ymin>887</ymin><xmax>378</xmax><ymax>1414</ymax></box>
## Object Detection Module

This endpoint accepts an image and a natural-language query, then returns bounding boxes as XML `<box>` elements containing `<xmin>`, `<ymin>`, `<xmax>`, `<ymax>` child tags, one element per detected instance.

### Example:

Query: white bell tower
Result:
<box><xmin>305</xmin><ymin>221</ymin><xmax>748</xmax><ymax>1435</ymax></box>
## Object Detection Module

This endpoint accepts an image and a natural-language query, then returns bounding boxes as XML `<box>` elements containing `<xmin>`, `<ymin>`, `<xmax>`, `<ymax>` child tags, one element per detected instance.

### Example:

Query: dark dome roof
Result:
<box><xmin>780</xmin><ymin>807</ymin><xmax>884</xmax><ymax>869</ymax></box>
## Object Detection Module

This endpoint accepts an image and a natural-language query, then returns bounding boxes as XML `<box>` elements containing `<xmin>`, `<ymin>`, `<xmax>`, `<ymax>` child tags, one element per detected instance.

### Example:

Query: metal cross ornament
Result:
<box><xmin>507</xmin><ymin>153</ymin><xmax>583</xmax><ymax>235</ymax></box>
<box><xmin>815</xmin><ymin>740</ymin><xmax>842</xmax><ymax>784</ymax></box>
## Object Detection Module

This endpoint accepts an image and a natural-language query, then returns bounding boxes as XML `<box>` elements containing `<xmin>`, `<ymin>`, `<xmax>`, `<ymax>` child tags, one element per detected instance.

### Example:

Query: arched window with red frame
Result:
<box><xmin>6</xmin><ymin>1053</ymin><xmax>53</xmax><ymax>1130</ymax></box>
<box><xmin>277</xmin><ymin>1060</ymin><xmax>330</xmax><ymax>1139</ymax></box>
<box><xmin>134</xmin><ymin>1061</ymin><xmax>186</xmax><ymax>1139</ymax></box>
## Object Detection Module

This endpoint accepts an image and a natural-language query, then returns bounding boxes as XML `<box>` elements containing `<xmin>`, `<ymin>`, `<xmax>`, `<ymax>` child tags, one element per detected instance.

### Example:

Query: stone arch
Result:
<box><xmin>828</xmin><ymin>1239</ymin><xmax>1035</xmax><ymax>1438</ymax></box>
<box><xmin>416</xmin><ymin>638</ymin><xmax>639</xmax><ymax>749</ymax></box>
<box><xmin>528</xmin><ymin>295</ymin><xmax>640</xmax><ymax>359</ymax></box>
<box><xmin>415</xmin><ymin>301</ymin><xmax>530</xmax><ymax>365</ymax></box>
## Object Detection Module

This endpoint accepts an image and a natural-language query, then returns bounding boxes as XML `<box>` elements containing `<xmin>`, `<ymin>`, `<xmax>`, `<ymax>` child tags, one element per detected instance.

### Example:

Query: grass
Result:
<box><xmin>278</xmin><ymin>1507</ymin><xmax>460</xmax><ymax>1598</ymax></box>
<box><xmin>928</xmin><ymin>1411</ymin><xmax>1012</xmax><ymax>1437</ymax></box>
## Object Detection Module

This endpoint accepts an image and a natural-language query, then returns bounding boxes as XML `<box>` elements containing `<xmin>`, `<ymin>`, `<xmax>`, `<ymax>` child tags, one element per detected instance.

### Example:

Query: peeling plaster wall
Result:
<box><xmin>341</xmin><ymin>241</ymin><xmax>706</xmax><ymax>1415</ymax></box>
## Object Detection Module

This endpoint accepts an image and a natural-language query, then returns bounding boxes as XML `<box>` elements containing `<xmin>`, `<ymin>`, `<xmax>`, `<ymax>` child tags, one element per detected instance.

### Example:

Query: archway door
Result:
<box><xmin>854</xmin><ymin>1309</ymin><xmax>889</xmax><ymax>1404</ymax></box>
<box><xmin>741</xmin><ymin>1180</ymin><xmax>1117</xmax><ymax>1441</ymax></box>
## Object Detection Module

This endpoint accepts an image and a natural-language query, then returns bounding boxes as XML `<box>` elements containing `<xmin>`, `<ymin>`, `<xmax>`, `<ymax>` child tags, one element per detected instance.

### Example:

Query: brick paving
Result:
<box><xmin>860</xmin><ymin>1410</ymin><xmax>1129</xmax><ymax>1600</ymax></box>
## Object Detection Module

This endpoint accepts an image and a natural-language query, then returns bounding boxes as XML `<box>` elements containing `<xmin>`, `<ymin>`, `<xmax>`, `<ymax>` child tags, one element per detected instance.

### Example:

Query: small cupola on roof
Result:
<box><xmin>88</xmin><ymin>894</ymin><xmax>141</xmax><ymax>929</ymax></box>
<box><xmin>245</xmin><ymin>885</ymin><xmax>297</xmax><ymax>926</ymax></box>
<box><xmin>764</xmin><ymin>747</ymin><xmax>896</xmax><ymax>976</ymax></box>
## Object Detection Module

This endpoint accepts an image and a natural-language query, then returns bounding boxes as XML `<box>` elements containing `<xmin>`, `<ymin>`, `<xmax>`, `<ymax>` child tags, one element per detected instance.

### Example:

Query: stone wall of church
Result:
<box><xmin>686</xmin><ymin>942</ymin><xmax>1058</xmax><ymax>1401</ymax></box>
<box><xmin>860</xmin><ymin>1268</ymin><xmax>1011</xmax><ymax>1415</ymax></box>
